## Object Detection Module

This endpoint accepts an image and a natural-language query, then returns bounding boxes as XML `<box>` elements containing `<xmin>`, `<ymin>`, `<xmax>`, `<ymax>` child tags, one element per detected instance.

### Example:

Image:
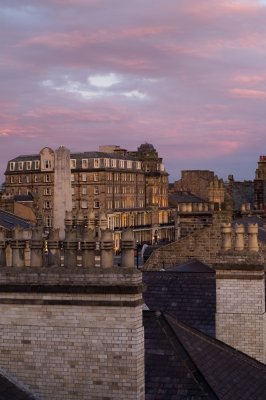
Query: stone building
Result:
<box><xmin>4</xmin><ymin>144</ymin><xmax>175</xmax><ymax>249</ymax></box>
<box><xmin>255</xmin><ymin>155</ymin><xmax>266</xmax><ymax>211</ymax></box>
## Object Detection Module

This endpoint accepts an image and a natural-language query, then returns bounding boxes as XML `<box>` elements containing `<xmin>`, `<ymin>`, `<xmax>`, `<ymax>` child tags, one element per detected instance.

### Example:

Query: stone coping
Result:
<box><xmin>214</xmin><ymin>264</ymin><xmax>265</xmax><ymax>272</ymax></box>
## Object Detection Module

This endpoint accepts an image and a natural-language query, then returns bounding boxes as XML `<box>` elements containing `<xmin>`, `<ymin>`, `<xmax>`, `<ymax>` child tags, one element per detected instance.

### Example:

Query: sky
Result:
<box><xmin>1</xmin><ymin>0</ymin><xmax>266</xmax><ymax>183</ymax></box>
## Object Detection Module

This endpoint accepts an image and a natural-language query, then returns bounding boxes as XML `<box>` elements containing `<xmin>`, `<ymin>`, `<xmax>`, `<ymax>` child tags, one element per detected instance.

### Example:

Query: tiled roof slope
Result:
<box><xmin>0</xmin><ymin>372</ymin><xmax>36</xmax><ymax>400</ymax></box>
<box><xmin>166</xmin><ymin>259</ymin><xmax>213</xmax><ymax>272</ymax></box>
<box><xmin>143</xmin><ymin>271</ymin><xmax>216</xmax><ymax>337</ymax></box>
<box><xmin>0</xmin><ymin>210</ymin><xmax>31</xmax><ymax>230</ymax></box>
<box><xmin>166</xmin><ymin>314</ymin><xmax>266</xmax><ymax>400</ymax></box>
<box><xmin>144</xmin><ymin>312</ymin><xmax>218</xmax><ymax>400</ymax></box>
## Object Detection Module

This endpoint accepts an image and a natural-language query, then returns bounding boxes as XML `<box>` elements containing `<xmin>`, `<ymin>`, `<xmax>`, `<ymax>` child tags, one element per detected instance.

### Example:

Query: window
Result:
<box><xmin>35</xmin><ymin>160</ymin><xmax>40</xmax><ymax>170</ymax></box>
<box><xmin>114</xmin><ymin>200</ymin><xmax>120</xmax><ymax>209</ymax></box>
<box><xmin>93</xmin><ymin>200</ymin><xmax>100</xmax><ymax>208</ymax></box>
<box><xmin>72</xmin><ymin>188</ymin><xmax>75</xmax><ymax>195</ymax></box>
<box><xmin>44</xmin><ymin>174</ymin><xmax>50</xmax><ymax>182</ymax></box>
<box><xmin>81</xmin><ymin>200</ymin><xmax>88</xmax><ymax>209</ymax></box>
<box><xmin>127</xmin><ymin>161</ymin><xmax>132</xmax><ymax>169</ymax></box>
<box><xmin>104</xmin><ymin>158</ymin><xmax>110</xmax><ymax>167</ymax></box>
<box><xmin>18</xmin><ymin>176</ymin><xmax>22</xmax><ymax>183</ymax></box>
<box><xmin>82</xmin><ymin>187</ymin><xmax>87</xmax><ymax>195</ymax></box>
<box><xmin>136</xmin><ymin>161</ymin><xmax>141</xmax><ymax>170</ymax></box>
<box><xmin>119</xmin><ymin>160</ymin><xmax>125</xmax><ymax>168</ymax></box>
<box><xmin>81</xmin><ymin>173</ymin><xmax>87</xmax><ymax>182</ymax></box>
<box><xmin>43</xmin><ymin>159</ymin><xmax>52</xmax><ymax>169</ymax></box>
<box><xmin>111</xmin><ymin>159</ymin><xmax>116</xmax><ymax>168</ymax></box>
<box><xmin>114</xmin><ymin>173</ymin><xmax>119</xmax><ymax>181</ymax></box>
<box><xmin>93</xmin><ymin>173</ymin><xmax>99</xmax><ymax>182</ymax></box>
<box><xmin>107</xmin><ymin>172</ymin><xmax>112</xmax><ymax>180</ymax></box>
<box><xmin>34</xmin><ymin>175</ymin><xmax>38</xmax><ymax>183</ymax></box>
<box><xmin>10</xmin><ymin>176</ymin><xmax>14</xmax><ymax>184</ymax></box>
<box><xmin>70</xmin><ymin>159</ymin><xmax>76</xmax><ymax>169</ymax></box>
<box><xmin>9</xmin><ymin>162</ymin><xmax>15</xmax><ymax>171</ymax></box>
<box><xmin>26</xmin><ymin>161</ymin><xmax>31</xmax><ymax>170</ymax></box>
<box><xmin>44</xmin><ymin>201</ymin><xmax>51</xmax><ymax>209</ymax></box>
<box><xmin>94</xmin><ymin>186</ymin><xmax>99</xmax><ymax>195</ymax></box>
<box><xmin>82</xmin><ymin>159</ymin><xmax>88</xmax><ymax>168</ymax></box>
<box><xmin>94</xmin><ymin>158</ymin><xmax>100</xmax><ymax>168</ymax></box>
<box><xmin>107</xmin><ymin>186</ymin><xmax>112</xmax><ymax>194</ymax></box>
<box><xmin>45</xmin><ymin>216</ymin><xmax>52</xmax><ymax>227</ymax></box>
<box><xmin>107</xmin><ymin>200</ymin><xmax>113</xmax><ymax>209</ymax></box>
<box><xmin>18</xmin><ymin>162</ymin><xmax>23</xmax><ymax>170</ymax></box>
<box><xmin>25</xmin><ymin>176</ymin><xmax>30</xmax><ymax>183</ymax></box>
<box><xmin>44</xmin><ymin>187</ymin><xmax>52</xmax><ymax>195</ymax></box>
<box><xmin>71</xmin><ymin>174</ymin><xmax>75</xmax><ymax>182</ymax></box>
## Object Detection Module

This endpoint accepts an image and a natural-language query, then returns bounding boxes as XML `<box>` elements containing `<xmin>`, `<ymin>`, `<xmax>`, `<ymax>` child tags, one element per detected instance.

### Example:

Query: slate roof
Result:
<box><xmin>166</xmin><ymin>314</ymin><xmax>266</xmax><ymax>400</ymax></box>
<box><xmin>0</xmin><ymin>210</ymin><xmax>31</xmax><ymax>230</ymax></box>
<box><xmin>0</xmin><ymin>372</ymin><xmax>36</xmax><ymax>400</ymax></box>
<box><xmin>145</xmin><ymin>311</ymin><xmax>266</xmax><ymax>400</ymax></box>
<box><xmin>144</xmin><ymin>312</ymin><xmax>217</xmax><ymax>400</ymax></box>
<box><xmin>169</xmin><ymin>191</ymin><xmax>207</xmax><ymax>205</ymax></box>
<box><xmin>166</xmin><ymin>259</ymin><xmax>213</xmax><ymax>273</ymax></box>
<box><xmin>143</xmin><ymin>270</ymin><xmax>216</xmax><ymax>337</ymax></box>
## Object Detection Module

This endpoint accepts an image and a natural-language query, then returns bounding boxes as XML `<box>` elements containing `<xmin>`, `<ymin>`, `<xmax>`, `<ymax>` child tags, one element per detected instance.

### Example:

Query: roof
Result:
<box><xmin>0</xmin><ymin>371</ymin><xmax>36</xmax><ymax>400</ymax></box>
<box><xmin>144</xmin><ymin>312</ymin><xmax>217</xmax><ymax>400</ymax></box>
<box><xmin>169</xmin><ymin>191</ymin><xmax>207</xmax><ymax>205</ymax></box>
<box><xmin>143</xmin><ymin>269</ymin><xmax>216</xmax><ymax>337</ymax></box>
<box><xmin>144</xmin><ymin>312</ymin><xmax>266</xmax><ymax>400</ymax></box>
<box><xmin>167</xmin><ymin>259</ymin><xmax>213</xmax><ymax>272</ymax></box>
<box><xmin>0</xmin><ymin>210</ymin><xmax>31</xmax><ymax>230</ymax></box>
<box><xmin>14</xmin><ymin>194</ymin><xmax>34</xmax><ymax>202</ymax></box>
<box><xmin>167</xmin><ymin>314</ymin><xmax>266</xmax><ymax>400</ymax></box>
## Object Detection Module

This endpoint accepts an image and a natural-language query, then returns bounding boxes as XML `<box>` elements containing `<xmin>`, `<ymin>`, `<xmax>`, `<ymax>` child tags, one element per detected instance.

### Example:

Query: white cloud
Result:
<box><xmin>88</xmin><ymin>73</ymin><xmax>122</xmax><ymax>88</ymax></box>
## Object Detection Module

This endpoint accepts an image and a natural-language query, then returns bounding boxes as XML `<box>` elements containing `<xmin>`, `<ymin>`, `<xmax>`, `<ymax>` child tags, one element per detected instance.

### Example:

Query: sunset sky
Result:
<box><xmin>1</xmin><ymin>0</ymin><xmax>266</xmax><ymax>183</ymax></box>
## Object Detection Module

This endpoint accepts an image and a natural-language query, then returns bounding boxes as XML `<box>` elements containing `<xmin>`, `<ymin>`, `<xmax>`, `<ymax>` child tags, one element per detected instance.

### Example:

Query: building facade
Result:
<box><xmin>4</xmin><ymin>144</ymin><xmax>175</xmax><ymax>250</ymax></box>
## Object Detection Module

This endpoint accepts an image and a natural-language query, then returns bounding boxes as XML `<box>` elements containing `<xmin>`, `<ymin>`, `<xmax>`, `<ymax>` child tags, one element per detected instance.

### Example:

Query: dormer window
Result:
<box><xmin>70</xmin><ymin>159</ymin><xmax>76</xmax><ymax>169</ymax></box>
<box><xmin>9</xmin><ymin>162</ymin><xmax>15</xmax><ymax>171</ymax></box>
<box><xmin>119</xmin><ymin>160</ymin><xmax>125</xmax><ymax>168</ymax></box>
<box><xmin>18</xmin><ymin>162</ymin><xmax>23</xmax><ymax>170</ymax></box>
<box><xmin>43</xmin><ymin>159</ymin><xmax>51</xmax><ymax>169</ymax></box>
<box><xmin>94</xmin><ymin>158</ymin><xmax>100</xmax><ymax>168</ymax></box>
<box><xmin>26</xmin><ymin>161</ymin><xmax>31</xmax><ymax>170</ymax></box>
<box><xmin>82</xmin><ymin>159</ymin><xmax>88</xmax><ymax>168</ymax></box>
<box><xmin>35</xmin><ymin>160</ymin><xmax>40</xmax><ymax>170</ymax></box>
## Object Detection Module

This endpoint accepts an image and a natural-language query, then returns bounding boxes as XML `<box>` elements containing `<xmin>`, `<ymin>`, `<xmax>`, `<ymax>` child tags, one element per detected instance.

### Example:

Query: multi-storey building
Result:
<box><xmin>254</xmin><ymin>155</ymin><xmax>266</xmax><ymax>211</ymax></box>
<box><xmin>4</xmin><ymin>144</ymin><xmax>175</xmax><ymax>250</ymax></box>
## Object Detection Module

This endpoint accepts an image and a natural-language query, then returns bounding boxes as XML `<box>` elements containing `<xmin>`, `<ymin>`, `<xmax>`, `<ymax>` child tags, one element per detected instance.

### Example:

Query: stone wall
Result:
<box><xmin>143</xmin><ymin>212</ymin><xmax>231</xmax><ymax>270</ymax></box>
<box><xmin>0</xmin><ymin>269</ymin><xmax>145</xmax><ymax>400</ymax></box>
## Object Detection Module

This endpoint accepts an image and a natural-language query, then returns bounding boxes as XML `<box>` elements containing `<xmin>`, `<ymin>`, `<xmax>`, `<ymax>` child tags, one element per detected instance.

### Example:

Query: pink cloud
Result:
<box><xmin>229</xmin><ymin>88</ymin><xmax>266</xmax><ymax>99</ymax></box>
